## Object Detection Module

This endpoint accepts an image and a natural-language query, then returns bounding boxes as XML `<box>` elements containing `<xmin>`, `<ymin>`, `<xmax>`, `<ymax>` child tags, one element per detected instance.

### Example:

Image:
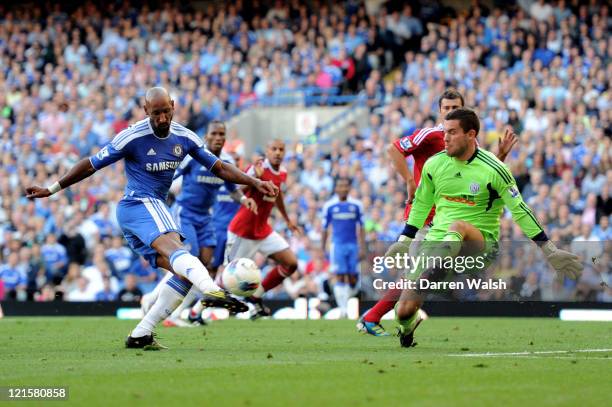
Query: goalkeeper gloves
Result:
<box><xmin>385</xmin><ymin>235</ymin><xmax>413</xmax><ymax>258</ymax></box>
<box><xmin>541</xmin><ymin>241</ymin><xmax>582</xmax><ymax>280</ymax></box>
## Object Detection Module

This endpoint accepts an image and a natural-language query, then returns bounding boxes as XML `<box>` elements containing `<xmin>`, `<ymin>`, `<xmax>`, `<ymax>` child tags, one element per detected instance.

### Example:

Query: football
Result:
<box><xmin>221</xmin><ymin>258</ymin><xmax>262</xmax><ymax>297</ymax></box>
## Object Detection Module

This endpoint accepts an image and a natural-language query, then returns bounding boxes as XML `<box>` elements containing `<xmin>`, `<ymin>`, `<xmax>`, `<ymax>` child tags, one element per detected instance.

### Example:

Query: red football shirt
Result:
<box><xmin>228</xmin><ymin>159</ymin><xmax>287</xmax><ymax>240</ymax></box>
<box><xmin>393</xmin><ymin>124</ymin><xmax>445</xmax><ymax>223</ymax></box>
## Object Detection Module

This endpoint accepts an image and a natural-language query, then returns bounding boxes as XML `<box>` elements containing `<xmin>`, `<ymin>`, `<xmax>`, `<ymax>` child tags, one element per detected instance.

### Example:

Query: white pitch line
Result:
<box><xmin>515</xmin><ymin>356</ymin><xmax>612</xmax><ymax>360</ymax></box>
<box><xmin>447</xmin><ymin>348</ymin><xmax>612</xmax><ymax>357</ymax></box>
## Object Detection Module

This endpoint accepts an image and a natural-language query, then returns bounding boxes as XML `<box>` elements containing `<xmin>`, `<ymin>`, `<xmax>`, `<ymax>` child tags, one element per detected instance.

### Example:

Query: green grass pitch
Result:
<box><xmin>1</xmin><ymin>317</ymin><xmax>611</xmax><ymax>406</ymax></box>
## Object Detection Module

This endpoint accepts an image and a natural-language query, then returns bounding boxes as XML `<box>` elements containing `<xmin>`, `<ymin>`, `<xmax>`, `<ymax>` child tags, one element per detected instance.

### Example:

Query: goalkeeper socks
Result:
<box><xmin>363</xmin><ymin>288</ymin><xmax>402</xmax><ymax>323</ymax></box>
<box><xmin>253</xmin><ymin>266</ymin><xmax>291</xmax><ymax>298</ymax></box>
<box><xmin>131</xmin><ymin>275</ymin><xmax>189</xmax><ymax>337</ymax></box>
<box><xmin>395</xmin><ymin>304</ymin><xmax>420</xmax><ymax>333</ymax></box>
<box><xmin>168</xmin><ymin>286</ymin><xmax>199</xmax><ymax>320</ymax></box>
<box><xmin>170</xmin><ymin>249</ymin><xmax>218</xmax><ymax>293</ymax></box>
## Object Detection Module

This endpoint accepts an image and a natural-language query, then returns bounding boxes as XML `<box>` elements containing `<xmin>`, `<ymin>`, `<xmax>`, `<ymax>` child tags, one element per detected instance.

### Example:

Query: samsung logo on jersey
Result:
<box><xmin>197</xmin><ymin>175</ymin><xmax>224</xmax><ymax>185</ymax></box>
<box><xmin>333</xmin><ymin>213</ymin><xmax>357</xmax><ymax>220</ymax></box>
<box><xmin>146</xmin><ymin>161</ymin><xmax>181</xmax><ymax>171</ymax></box>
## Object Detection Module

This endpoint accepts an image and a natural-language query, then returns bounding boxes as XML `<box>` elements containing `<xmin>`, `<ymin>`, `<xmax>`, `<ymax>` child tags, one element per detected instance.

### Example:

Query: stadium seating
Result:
<box><xmin>0</xmin><ymin>1</ymin><xmax>609</xmax><ymax>303</ymax></box>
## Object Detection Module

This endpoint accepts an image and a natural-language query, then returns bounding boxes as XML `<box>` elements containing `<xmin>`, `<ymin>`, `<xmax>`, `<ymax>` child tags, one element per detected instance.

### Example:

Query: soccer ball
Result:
<box><xmin>222</xmin><ymin>258</ymin><xmax>262</xmax><ymax>297</ymax></box>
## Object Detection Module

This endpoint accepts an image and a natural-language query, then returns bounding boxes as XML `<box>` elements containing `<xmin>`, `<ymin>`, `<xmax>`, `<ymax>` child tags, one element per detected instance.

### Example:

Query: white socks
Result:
<box><xmin>131</xmin><ymin>275</ymin><xmax>190</xmax><ymax>337</ymax></box>
<box><xmin>334</xmin><ymin>282</ymin><xmax>351</xmax><ymax>318</ymax></box>
<box><xmin>168</xmin><ymin>287</ymin><xmax>199</xmax><ymax>320</ymax></box>
<box><xmin>143</xmin><ymin>270</ymin><xmax>172</xmax><ymax>307</ymax></box>
<box><xmin>170</xmin><ymin>249</ymin><xmax>219</xmax><ymax>293</ymax></box>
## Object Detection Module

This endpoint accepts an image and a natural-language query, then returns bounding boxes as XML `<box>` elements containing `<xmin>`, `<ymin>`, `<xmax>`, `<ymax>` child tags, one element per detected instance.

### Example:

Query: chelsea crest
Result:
<box><xmin>173</xmin><ymin>144</ymin><xmax>183</xmax><ymax>157</ymax></box>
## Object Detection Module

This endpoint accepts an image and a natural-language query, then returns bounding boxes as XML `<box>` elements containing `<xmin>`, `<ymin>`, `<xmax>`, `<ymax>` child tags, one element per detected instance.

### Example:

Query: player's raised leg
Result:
<box><xmin>164</xmin><ymin>217</ymin><xmax>216</xmax><ymax>327</ymax></box>
<box><xmin>165</xmin><ymin>245</ymin><xmax>214</xmax><ymax>326</ymax></box>
<box><xmin>144</xmin><ymin>208</ymin><xmax>198</xmax><ymax>326</ymax></box>
<box><xmin>395</xmin><ymin>221</ymin><xmax>485</xmax><ymax>347</ymax></box>
<box><xmin>152</xmin><ymin>233</ymin><xmax>247</xmax><ymax>310</ymax></box>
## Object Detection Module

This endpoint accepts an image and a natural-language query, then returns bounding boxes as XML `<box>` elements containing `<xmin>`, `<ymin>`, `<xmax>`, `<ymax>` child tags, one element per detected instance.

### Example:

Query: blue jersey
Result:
<box><xmin>40</xmin><ymin>243</ymin><xmax>68</xmax><ymax>272</ymax></box>
<box><xmin>105</xmin><ymin>246</ymin><xmax>134</xmax><ymax>275</ymax></box>
<box><xmin>213</xmin><ymin>185</ymin><xmax>241</xmax><ymax>230</ymax></box>
<box><xmin>89</xmin><ymin>119</ymin><xmax>219</xmax><ymax>201</ymax></box>
<box><xmin>174</xmin><ymin>154</ymin><xmax>236</xmax><ymax>217</ymax></box>
<box><xmin>0</xmin><ymin>265</ymin><xmax>26</xmax><ymax>290</ymax></box>
<box><xmin>322</xmin><ymin>197</ymin><xmax>363</xmax><ymax>245</ymax></box>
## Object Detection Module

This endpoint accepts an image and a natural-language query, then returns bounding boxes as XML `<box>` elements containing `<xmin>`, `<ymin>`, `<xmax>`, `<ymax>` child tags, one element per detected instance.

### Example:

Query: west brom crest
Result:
<box><xmin>173</xmin><ymin>144</ymin><xmax>183</xmax><ymax>156</ymax></box>
<box><xmin>508</xmin><ymin>186</ymin><xmax>520</xmax><ymax>198</ymax></box>
<box><xmin>469</xmin><ymin>182</ymin><xmax>480</xmax><ymax>194</ymax></box>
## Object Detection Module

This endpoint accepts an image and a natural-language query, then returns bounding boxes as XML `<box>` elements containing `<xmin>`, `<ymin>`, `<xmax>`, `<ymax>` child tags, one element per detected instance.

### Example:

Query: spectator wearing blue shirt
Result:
<box><xmin>95</xmin><ymin>277</ymin><xmax>117</xmax><ymax>301</ymax></box>
<box><xmin>105</xmin><ymin>236</ymin><xmax>134</xmax><ymax>277</ymax></box>
<box><xmin>40</xmin><ymin>234</ymin><xmax>68</xmax><ymax>281</ymax></box>
<box><xmin>126</xmin><ymin>257</ymin><xmax>159</xmax><ymax>294</ymax></box>
<box><xmin>592</xmin><ymin>216</ymin><xmax>611</xmax><ymax>241</ymax></box>
<box><xmin>90</xmin><ymin>202</ymin><xmax>116</xmax><ymax>240</ymax></box>
<box><xmin>0</xmin><ymin>252</ymin><xmax>27</xmax><ymax>300</ymax></box>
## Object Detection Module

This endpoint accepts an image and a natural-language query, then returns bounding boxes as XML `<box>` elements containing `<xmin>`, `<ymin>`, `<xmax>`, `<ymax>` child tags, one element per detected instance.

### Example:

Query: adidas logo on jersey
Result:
<box><xmin>147</xmin><ymin>148</ymin><xmax>156</xmax><ymax>156</ymax></box>
<box><xmin>454</xmin><ymin>172</ymin><xmax>462</xmax><ymax>178</ymax></box>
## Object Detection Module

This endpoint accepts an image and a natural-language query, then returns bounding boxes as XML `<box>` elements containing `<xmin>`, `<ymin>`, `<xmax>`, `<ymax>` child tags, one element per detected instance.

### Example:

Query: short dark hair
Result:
<box><xmin>334</xmin><ymin>177</ymin><xmax>351</xmax><ymax>188</ymax></box>
<box><xmin>445</xmin><ymin>108</ymin><xmax>480</xmax><ymax>135</ymax></box>
<box><xmin>207</xmin><ymin>120</ymin><xmax>225</xmax><ymax>132</ymax></box>
<box><xmin>438</xmin><ymin>88</ymin><xmax>465</xmax><ymax>109</ymax></box>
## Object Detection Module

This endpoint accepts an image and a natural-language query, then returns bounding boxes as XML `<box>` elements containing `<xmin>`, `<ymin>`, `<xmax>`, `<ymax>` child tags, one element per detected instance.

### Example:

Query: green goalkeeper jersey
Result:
<box><xmin>407</xmin><ymin>148</ymin><xmax>544</xmax><ymax>241</ymax></box>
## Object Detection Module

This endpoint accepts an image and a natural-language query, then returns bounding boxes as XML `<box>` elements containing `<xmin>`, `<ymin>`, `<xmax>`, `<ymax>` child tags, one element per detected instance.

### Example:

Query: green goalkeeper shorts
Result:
<box><xmin>404</xmin><ymin>231</ymin><xmax>499</xmax><ymax>281</ymax></box>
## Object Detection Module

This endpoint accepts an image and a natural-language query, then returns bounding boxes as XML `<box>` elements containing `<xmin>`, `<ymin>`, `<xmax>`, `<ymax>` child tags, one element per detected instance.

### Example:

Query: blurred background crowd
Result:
<box><xmin>0</xmin><ymin>0</ymin><xmax>610</xmax><ymax>304</ymax></box>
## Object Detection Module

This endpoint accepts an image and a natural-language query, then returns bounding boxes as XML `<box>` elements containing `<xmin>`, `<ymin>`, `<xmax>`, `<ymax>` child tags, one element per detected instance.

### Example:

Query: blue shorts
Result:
<box><xmin>172</xmin><ymin>204</ymin><xmax>216</xmax><ymax>256</ymax></box>
<box><xmin>212</xmin><ymin>227</ymin><xmax>229</xmax><ymax>269</ymax></box>
<box><xmin>330</xmin><ymin>243</ymin><xmax>359</xmax><ymax>275</ymax></box>
<box><xmin>116</xmin><ymin>197</ymin><xmax>184</xmax><ymax>268</ymax></box>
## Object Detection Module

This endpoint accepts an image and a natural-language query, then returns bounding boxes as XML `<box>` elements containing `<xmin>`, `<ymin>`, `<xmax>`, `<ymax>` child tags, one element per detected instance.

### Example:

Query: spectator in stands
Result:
<box><xmin>0</xmin><ymin>0</ymin><xmax>609</xmax><ymax>304</ymax></box>
<box><xmin>95</xmin><ymin>277</ymin><xmax>117</xmax><ymax>302</ymax></box>
<box><xmin>0</xmin><ymin>252</ymin><xmax>27</xmax><ymax>300</ymax></box>
<box><xmin>117</xmin><ymin>274</ymin><xmax>143</xmax><ymax>302</ymax></box>
<box><xmin>65</xmin><ymin>276</ymin><xmax>95</xmax><ymax>302</ymax></box>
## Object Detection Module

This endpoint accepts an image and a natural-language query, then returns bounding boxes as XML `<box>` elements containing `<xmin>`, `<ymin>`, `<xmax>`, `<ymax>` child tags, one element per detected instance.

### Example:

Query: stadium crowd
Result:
<box><xmin>0</xmin><ymin>1</ymin><xmax>610</xmax><ymax>304</ymax></box>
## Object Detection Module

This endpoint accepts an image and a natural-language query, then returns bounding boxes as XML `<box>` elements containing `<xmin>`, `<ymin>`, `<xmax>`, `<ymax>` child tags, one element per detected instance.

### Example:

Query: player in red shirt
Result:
<box><xmin>357</xmin><ymin>89</ymin><xmax>517</xmax><ymax>336</ymax></box>
<box><xmin>210</xmin><ymin>139</ymin><xmax>301</xmax><ymax>318</ymax></box>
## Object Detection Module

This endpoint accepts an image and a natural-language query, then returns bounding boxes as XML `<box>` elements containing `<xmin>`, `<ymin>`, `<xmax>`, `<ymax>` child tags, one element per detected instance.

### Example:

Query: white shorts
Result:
<box><xmin>224</xmin><ymin>231</ymin><xmax>290</xmax><ymax>264</ymax></box>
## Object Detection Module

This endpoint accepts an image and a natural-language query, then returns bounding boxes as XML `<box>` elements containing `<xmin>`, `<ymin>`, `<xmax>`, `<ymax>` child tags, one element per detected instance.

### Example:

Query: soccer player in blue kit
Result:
<box><xmin>143</xmin><ymin>120</ymin><xmax>257</xmax><ymax>327</ymax></box>
<box><xmin>172</xmin><ymin>120</ymin><xmax>257</xmax><ymax>270</ymax></box>
<box><xmin>25</xmin><ymin>87</ymin><xmax>278</xmax><ymax>349</ymax></box>
<box><xmin>211</xmin><ymin>184</ymin><xmax>242</xmax><ymax>270</ymax></box>
<box><xmin>321</xmin><ymin>178</ymin><xmax>366</xmax><ymax>318</ymax></box>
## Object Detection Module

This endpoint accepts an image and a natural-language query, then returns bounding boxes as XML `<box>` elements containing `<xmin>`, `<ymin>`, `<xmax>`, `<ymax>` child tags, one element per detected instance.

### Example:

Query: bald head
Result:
<box><xmin>267</xmin><ymin>138</ymin><xmax>285</xmax><ymax>148</ymax></box>
<box><xmin>145</xmin><ymin>87</ymin><xmax>171</xmax><ymax>104</ymax></box>
<box><xmin>144</xmin><ymin>87</ymin><xmax>174</xmax><ymax>137</ymax></box>
<box><xmin>266</xmin><ymin>139</ymin><xmax>285</xmax><ymax>169</ymax></box>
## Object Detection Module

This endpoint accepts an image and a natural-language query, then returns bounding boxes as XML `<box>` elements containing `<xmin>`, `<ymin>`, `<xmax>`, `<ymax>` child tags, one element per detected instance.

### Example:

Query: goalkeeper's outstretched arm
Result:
<box><xmin>495</xmin><ymin>162</ymin><xmax>582</xmax><ymax>279</ymax></box>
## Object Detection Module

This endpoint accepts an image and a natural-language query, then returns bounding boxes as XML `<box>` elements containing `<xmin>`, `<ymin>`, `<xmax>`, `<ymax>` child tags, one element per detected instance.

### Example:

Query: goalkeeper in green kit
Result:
<box><xmin>393</xmin><ymin>108</ymin><xmax>583</xmax><ymax>347</ymax></box>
